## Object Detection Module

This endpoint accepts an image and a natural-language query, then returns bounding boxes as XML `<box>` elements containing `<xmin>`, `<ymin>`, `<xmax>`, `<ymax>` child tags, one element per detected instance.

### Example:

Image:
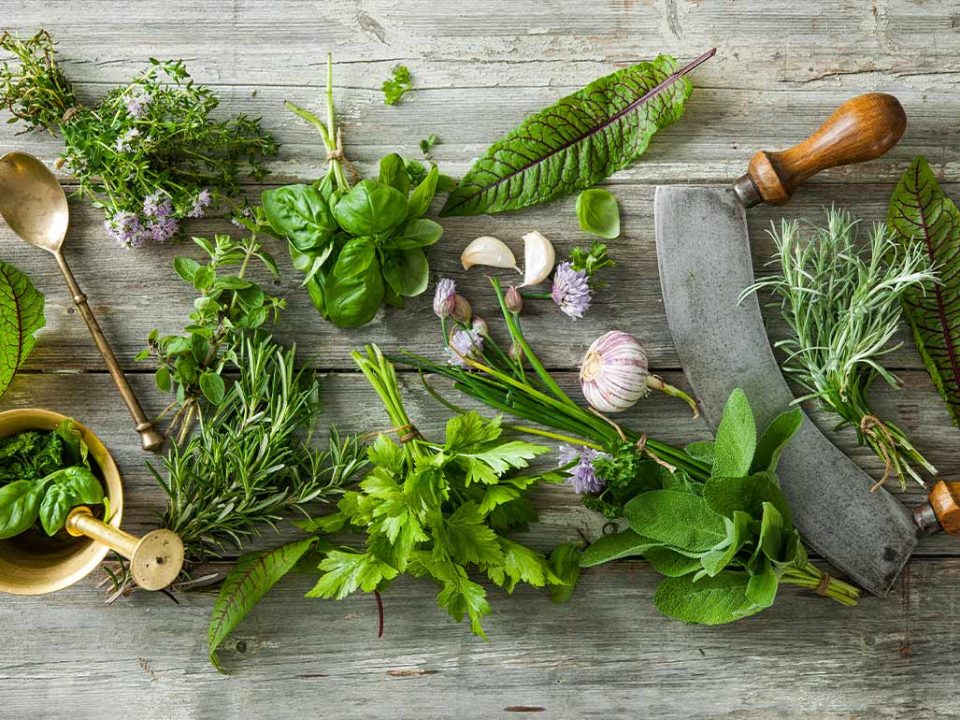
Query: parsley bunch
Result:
<box><xmin>0</xmin><ymin>30</ymin><xmax>278</xmax><ymax>247</ymax></box>
<box><xmin>304</xmin><ymin>345</ymin><xmax>573</xmax><ymax>636</ymax></box>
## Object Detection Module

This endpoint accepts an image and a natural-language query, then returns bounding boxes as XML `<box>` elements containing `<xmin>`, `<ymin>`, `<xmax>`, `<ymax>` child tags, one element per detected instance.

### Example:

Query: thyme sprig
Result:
<box><xmin>742</xmin><ymin>207</ymin><xmax>937</xmax><ymax>489</ymax></box>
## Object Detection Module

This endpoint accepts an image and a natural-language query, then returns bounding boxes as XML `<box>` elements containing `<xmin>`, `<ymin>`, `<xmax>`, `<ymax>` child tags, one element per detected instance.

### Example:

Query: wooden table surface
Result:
<box><xmin>3</xmin><ymin>2</ymin><xmax>960</xmax><ymax>718</ymax></box>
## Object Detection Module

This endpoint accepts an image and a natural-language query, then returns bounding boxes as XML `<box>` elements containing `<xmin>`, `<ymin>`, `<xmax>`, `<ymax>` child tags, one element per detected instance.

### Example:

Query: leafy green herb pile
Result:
<box><xmin>0</xmin><ymin>30</ymin><xmax>278</xmax><ymax>247</ymax></box>
<box><xmin>0</xmin><ymin>420</ymin><xmax>104</xmax><ymax>539</ymax></box>
<box><xmin>0</xmin><ymin>259</ymin><xmax>44</xmax><ymax>399</ymax></box>
<box><xmin>581</xmin><ymin>390</ymin><xmax>859</xmax><ymax>623</ymax></box>
<box><xmin>888</xmin><ymin>157</ymin><xmax>960</xmax><ymax>428</ymax></box>
<box><xmin>742</xmin><ymin>208</ymin><xmax>936</xmax><ymax>490</ymax></box>
<box><xmin>207</xmin><ymin>345</ymin><xmax>576</xmax><ymax>669</ymax></box>
<box><xmin>262</xmin><ymin>55</ymin><xmax>452</xmax><ymax>328</ymax></box>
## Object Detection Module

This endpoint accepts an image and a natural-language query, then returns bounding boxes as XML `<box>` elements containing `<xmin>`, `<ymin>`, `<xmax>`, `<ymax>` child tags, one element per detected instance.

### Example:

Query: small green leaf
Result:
<box><xmin>39</xmin><ymin>485</ymin><xmax>71</xmax><ymax>536</ymax></box>
<box><xmin>262</xmin><ymin>185</ymin><xmax>337</xmax><ymax>251</ymax></box>
<box><xmin>333</xmin><ymin>236</ymin><xmax>376</xmax><ymax>279</ymax></box>
<box><xmin>712</xmin><ymin>388</ymin><xmax>756</xmax><ymax>478</ymax></box>
<box><xmin>751</xmin><ymin>408</ymin><xmax>803</xmax><ymax>473</ymax></box>
<box><xmin>209</xmin><ymin>538</ymin><xmax>317</xmax><ymax>672</ymax></box>
<box><xmin>389</xmin><ymin>219</ymin><xmax>443</xmax><ymax>250</ymax></box>
<box><xmin>0</xmin><ymin>480</ymin><xmax>41</xmax><ymax>539</ymax></box>
<box><xmin>155</xmin><ymin>366</ymin><xmax>172</xmax><ymax>392</ymax></box>
<box><xmin>378</xmin><ymin>153</ymin><xmax>410</xmax><ymax>194</ymax></box>
<box><xmin>407</xmin><ymin>164</ymin><xmax>440</xmax><ymax>219</ymax></box>
<box><xmin>382</xmin><ymin>248</ymin><xmax>429</xmax><ymax>297</ymax></box>
<box><xmin>173</xmin><ymin>257</ymin><xmax>200</xmax><ymax>283</ymax></box>
<box><xmin>699</xmin><ymin>510</ymin><xmax>752</xmax><ymax>577</ymax></box>
<box><xmin>654</xmin><ymin>571</ymin><xmax>764</xmax><ymax>625</ymax></box>
<box><xmin>746</xmin><ymin>558</ymin><xmax>779</xmax><ymax>609</ymax></box>
<box><xmin>381</xmin><ymin>65</ymin><xmax>412</xmax><ymax>106</ymax></box>
<box><xmin>757</xmin><ymin>501</ymin><xmax>785</xmax><ymax>561</ymax></box>
<box><xmin>199</xmin><ymin>371</ymin><xmax>226</xmax><ymax>404</ymax></box>
<box><xmin>575</xmin><ymin>188</ymin><xmax>621</xmax><ymax>239</ymax></box>
<box><xmin>333</xmin><ymin>180</ymin><xmax>409</xmax><ymax>237</ymax></box>
<box><xmin>324</xmin><ymin>257</ymin><xmax>385</xmax><ymax>328</ymax></box>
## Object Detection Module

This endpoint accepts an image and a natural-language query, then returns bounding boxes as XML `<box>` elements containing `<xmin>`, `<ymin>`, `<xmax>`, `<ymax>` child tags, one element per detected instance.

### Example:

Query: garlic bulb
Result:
<box><xmin>580</xmin><ymin>331</ymin><xmax>650</xmax><ymax>414</ymax></box>
<box><xmin>461</xmin><ymin>236</ymin><xmax>518</xmax><ymax>271</ymax></box>
<box><xmin>519</xmin><ymin>231</ymin><xmax>555</xmax><ymax>287</ymax></box>
<box><xmin>580</xmin><ymin>331</ymin><xmax>700</xmax><ymax>417</ymax></box>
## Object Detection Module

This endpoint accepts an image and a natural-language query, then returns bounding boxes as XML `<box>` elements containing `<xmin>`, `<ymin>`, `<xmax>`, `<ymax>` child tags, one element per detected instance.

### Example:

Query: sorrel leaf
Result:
<box><xmin>0</xmin><ymin>261</ymin><xmax>45</xmax><ymax>398</ymax></box>
<box><xmin>208</xmin><ymin>537</ymin><xmax>317</xmax><ymax>672</ymax></box>
<box><xmin>888</xmin><ymin>156</ymin><xmax>960</xmax><ymax>426</ymax></box>
<box><xmin>440</xmin><ymin>49</ymin><xmax>715</xmax><ymax>217</ymax></box>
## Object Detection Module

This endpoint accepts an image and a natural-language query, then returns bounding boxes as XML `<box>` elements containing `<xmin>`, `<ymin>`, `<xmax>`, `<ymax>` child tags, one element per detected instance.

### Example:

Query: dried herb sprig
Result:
<box><xmin>0</xmin><ymin>29</ymin><xmax>279</xmax><ymax>247</ymax></box>
<box><xmin>742</xmin><ymin>207</ymin><xmax>937</xmax><ymax>489</ymax></box>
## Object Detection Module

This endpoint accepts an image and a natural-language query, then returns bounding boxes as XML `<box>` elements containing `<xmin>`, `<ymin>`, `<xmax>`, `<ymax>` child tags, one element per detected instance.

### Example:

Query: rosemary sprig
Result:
<box><xmin>742</xmin><ymin>207</ymin><xmax>937</xmax><ymax>489</ymax></box>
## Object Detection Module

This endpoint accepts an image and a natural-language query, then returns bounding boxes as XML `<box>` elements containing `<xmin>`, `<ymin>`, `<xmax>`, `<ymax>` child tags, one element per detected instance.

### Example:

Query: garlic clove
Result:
<box><xmin>461</xmin><ymin>236</ymin><xmax>519</xmax><ymax>271</ymax></box>
<box><xmin>519</xmin><ymin>231</ymin><xmax>556</xmax><ymax>287</ymax></box>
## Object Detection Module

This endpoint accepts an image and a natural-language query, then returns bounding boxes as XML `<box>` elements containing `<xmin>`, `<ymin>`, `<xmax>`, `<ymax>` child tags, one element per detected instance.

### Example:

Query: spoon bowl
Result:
<box><xmin>0</xmin><ymin>151</ymin><xmax>69</xmax><ymax>253</ymax></box>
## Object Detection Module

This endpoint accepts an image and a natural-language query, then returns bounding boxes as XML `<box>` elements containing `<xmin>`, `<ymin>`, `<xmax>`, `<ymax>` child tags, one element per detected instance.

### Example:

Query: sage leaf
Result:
<box><xmin>757</xmin><ymin>501</ymin><xmax>784</xmax><ymax>560</ymax></box>
<box><xmin>0</xmin><ymin>261</ymin><xmax>44</xmax><ymax>398</ymax></box>
<box><xmin>579</xmin><ymin>528</ymin><xmax>659</xmax><ymax>567</ymax></box>
<box><xmin>547</xmin><ymin>543</ymin><xmax>581</xmax><ymax>604</ymax></box>
<box><xmin>624</xmin><ymin>490</ymin><xmax>726</xmax><ymax>553</ymax></box>
<box><xmin>888</xmin><ymin>156</ymin><xmax>960</xmax><ymax>425</ymax></box>
<box><xmin>750</xmin><ymin>408</ymin><xmax>803</xmax><ymax>474</ymax></box>
<box><xmin>654</xmin><ymin>571</ymin><xmax>763</xmax><ymax>625</ymax></box>
<box><xmin>712</xmin><ymin>388</ymin><xmax>756</xmax><ymax>478</ymax></box>
<box><xmin>646</xmin><ymin>546</ymin><xmax>701</xmax><ymax>577</ymax></box>
<box><xmin>683</xmin><ymin>441</ymin><xmax>715</xmax><ymax>466</ymax></box>
<box><xmin>745</xmin><ymin>558</ymin><xmax>779</xmax><ymax>609</ymax></box>
<box><xmin>703</xmin><ymin>472</ymin><xmax>793</xmax><ymax>529</ymax></box>
<box><xmin>699</xmin><ymin>510</ymin><xmax>752</xmax><ymax>577</ymax></box>
<box><xmin>440</xmin><ymin>50</ymin><xmax>714</xmax><ymax>217</ymax></box>
<box><xmin>575</xmin><ymin>189</ymin><xmax>621</xmax><ymax>239</ymax></box>
<box><xmin>209</xmin><ymin>537</ymin><xmax>317</xmax><ymax>672</ymax></box>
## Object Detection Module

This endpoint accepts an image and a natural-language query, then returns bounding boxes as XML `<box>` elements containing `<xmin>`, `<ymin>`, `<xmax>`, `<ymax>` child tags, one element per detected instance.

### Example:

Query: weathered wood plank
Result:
<box><xmin>0</xmin><ymin>183</ymin><xmax>945</xmax><ymax>372</ymax></box>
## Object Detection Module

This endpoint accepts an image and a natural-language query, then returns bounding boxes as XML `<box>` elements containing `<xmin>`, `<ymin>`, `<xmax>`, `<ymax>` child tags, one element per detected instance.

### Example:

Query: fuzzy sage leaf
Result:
<box><xmin>440</xmin><ymin>50</ymin><xmax>714</xmax><ymax>217</ymax></box>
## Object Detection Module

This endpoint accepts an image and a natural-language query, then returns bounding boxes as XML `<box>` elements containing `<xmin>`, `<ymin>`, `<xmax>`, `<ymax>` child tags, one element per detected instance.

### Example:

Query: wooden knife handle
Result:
<box><xmin>733</xmin><ymin>93</ymin><xmax>907</xmax><ymax>208</ymax></box>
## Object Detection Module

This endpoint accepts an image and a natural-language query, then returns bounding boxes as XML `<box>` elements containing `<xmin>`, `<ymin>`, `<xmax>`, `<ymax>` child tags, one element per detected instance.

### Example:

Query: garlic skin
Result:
<box><xmin>461</xmin><ymin>236</ymin><xmax>518</xmax><ymax>271</ymax></box>
<box><xmin>579</xmin><ymin>331</ymin><xmax>650</xmax><ymax>414</ymax></box>
<box><xmin>519</xmin><ymin>231</ymin><xmax>555</xmax><ymax>287</ymax></box>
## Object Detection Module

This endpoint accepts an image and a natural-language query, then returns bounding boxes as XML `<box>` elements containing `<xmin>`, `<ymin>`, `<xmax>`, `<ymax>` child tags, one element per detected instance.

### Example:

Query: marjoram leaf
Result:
<box><xmin>0</xmin><ymin>261</ymin><xmax>44</xmax><ymax>398</ymax></box>
<box><xmin>208</xmin><ymin>537</ymin><xmax>316</xmax><ymax>672</ymax></box>
<box><xmin>888</xmin><ymin>156</ymin><xmax>960</xmax><ymax>425</ymax></box>
<box><xmin>440</xmin><ymin>51</ymin><xmax>714</xmax><ymax>216</ymax></box>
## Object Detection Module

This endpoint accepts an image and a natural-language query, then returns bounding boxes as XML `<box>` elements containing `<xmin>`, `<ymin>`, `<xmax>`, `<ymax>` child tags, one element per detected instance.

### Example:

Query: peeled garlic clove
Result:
<box><xmin>461</xmin><ymin>236</ymin><xmax>518</xmax><ymax>271</ymax></box>
<box><xmin>519</xmin><ymin>231</ymin><xmax>555</xmax><ymax>287</ymax></box>
<box><xmin>579</xmin><ymin>331</ymin><xmax>649</xmax><ymax>414</ymax></box>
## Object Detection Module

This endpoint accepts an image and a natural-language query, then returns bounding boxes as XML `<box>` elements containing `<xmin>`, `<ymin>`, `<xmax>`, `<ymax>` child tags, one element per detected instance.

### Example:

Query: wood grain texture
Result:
<box><xmin>2</xmin><ymin>1</ymin><xmax>960</xmax><ymax>716</ymax></box>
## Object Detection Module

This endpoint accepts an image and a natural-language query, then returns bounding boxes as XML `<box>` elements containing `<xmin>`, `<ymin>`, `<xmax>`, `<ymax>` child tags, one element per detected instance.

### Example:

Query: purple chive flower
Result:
<box><xmin>105</xmin><ymin>211</ymin><xmax>146</xmax><ymax>248</ymax></box>
<box><xmin>114</xmin><ymin>127</ymin><xmax>140</xmax><ymax>153</ymax></box>
<box><xmin>433</xmin><ymin>278</ymin><xmax>457</xmax><ymax>319</ymax></box>
<box><xmin>188</xmin><ymin>188</ymin><xmax>213</xmax><ymax>218</ymax></box>
<box><xmin>551</xmin><ymin>261</ymin><xmax>592</xmax><ymax>320</ymax></box>
<box><xmin>123</xmin><ymin>88</ymin><xmax>152</xmax><ymax>118</ymax></box>
<box><xmin>447</xmin><ymin>328</ymin><xmax>483</xmax><ymax>367</ymax></box>
<box><xmin>143</xmin><ymin>192</ymin><xmax>173</xmax><ymax>219</ymax></box>
<box><xmin>557</xmin><ymin>443</ymin><xmax>608</xmax><ymax>495</ymax></box>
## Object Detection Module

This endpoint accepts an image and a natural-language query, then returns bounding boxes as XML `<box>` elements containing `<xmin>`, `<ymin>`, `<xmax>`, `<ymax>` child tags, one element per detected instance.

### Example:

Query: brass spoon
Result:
<box><xmin>0</xmin><ymin>152</ymin><xmax>164</xmax><ymax>451</ymax></box>
<box><xmin>66</xmin><ymin>507</ymin><xmax>184</xmax><ymax>591</ymax></box>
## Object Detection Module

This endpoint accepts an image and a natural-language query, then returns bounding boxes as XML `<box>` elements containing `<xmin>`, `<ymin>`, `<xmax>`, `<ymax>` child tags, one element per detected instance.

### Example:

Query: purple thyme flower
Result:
<box><xmin>114</xmin><ymin>127</ymin><xmax>140</xmax><ymax>153</ymax></box>
<box><xmin>231</xmin><ymin>206</ymin><xmax>254</xmax><ymax>229</ymax></box>
<box><xmin>123</xmin><ymin>88</ymin><xmax>152</xmax><ymax>118</ymax></box>
<box><xmin>143</xmin><ymin>192</ymin><xmax>173</xmax><ymax>219</ymax></box>
<box><xmin>551</xmin><ymin>261</ymin><xmax>592</xmax><ymax>320</ymax></box>
<box><xmin>557</xmin><ymin>443</ymin><xmax>608</xmax><ymax>495</ymax></box>
<box><xmin>447</xmin><ymin>327</ymin><xmax>483</xmax><ymax>367</ymax></box>
<box><xmin>105</xmin><ymin>211</ymin><xmax>146</xmax><ymax>248</ymax></box>
<box><xmin>188</xmin><ymin>188</ymin><xmax>213</xmax><ymax>218</ymax></box>
<box><xmin>433</xmin><ymin>278</ymin><xmax>457</xmax><ymax>319</ymax></box>
<box><xmin>146</xmin><ymin>216</ymin><xmax>179</xmax><ymax>243</ymax></box>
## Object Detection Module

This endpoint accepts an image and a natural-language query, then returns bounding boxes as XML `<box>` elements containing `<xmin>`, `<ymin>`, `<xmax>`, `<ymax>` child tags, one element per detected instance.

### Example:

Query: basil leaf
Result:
<box><xmin>575</xmin><ymin>189</ymin><xmax>621</xmax><ymax>239</ymax></box>
<box><xmin>653</xmin><ymin>571</ymin><xmax>763</xmax><ymax>625</ymax></box>
<box><xmin>712</xmin><ymin>388</ymin><xmax>756</xmax><ymax>478</ymax></box>
<box><xmin>0</xmin><ymin>261</ymin><xmax>45</xmax><ymax>399</ymax></box>
<box><xmin>378</xmin><ymin>153</ymin><xmax>410</xmax><ymax>194</ymax></box>
<box><xmin>333</xmin><ymin>236</ymin><xmax>376</xmax><ymax>279</ymax></box>
<box><xmin>751</xmin><ymin>408</ymin><xmax>803</xmax><ymax>474</ymax></box>
<box><xmin>333</xmin><ymin>180</ymin><xmax>409</xmax><ymax>237</ymax></box>
<box><xmin>208</xmin><ymin>537</ymin><xmax>317</xmax><ymax>672</ymax></box>
<box><xmin>382</xmin><ymin>249</ymin><xmax>429</xmax><ymax>297</ymax></box>
<box><xmin>407</xmin><ymin>164</ymin><xmax>440</xmax><ymax>219</ymax></box>
<box><xmin>39</xmin><ymin>483</ymin><xmax>72</xmax><ymax>536</ymax></box>
<box><xmin>441</xmin><ymin>52</ymin><xmax>708</xmax><ymax>216</ymax></box>
<box><xmin>624</xmin><ymin>490</ymin><xmax>726</xmax><ymax>553</ymax></box>
<box><xmin>262</xmin><ymin>185</ymin><xmax>336</xmax><ymax>251</ymax></box>
<box><xmin>325</xmin><ymin>257</ymin><xmax>385</xmax><ymax>328</ymax></box>
<box><xmin>387</xmin><ymin>219</ymin><xmax>443</xmax><ymax>251</ymax></box>
<box><xmin>0</xmin><ymin>480</ymin><xmax>41</xmax><ymax>539</ymax></box>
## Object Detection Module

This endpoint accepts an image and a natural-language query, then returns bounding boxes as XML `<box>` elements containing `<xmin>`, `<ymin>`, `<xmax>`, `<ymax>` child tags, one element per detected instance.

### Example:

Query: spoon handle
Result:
<box><xmin>54</xmin><ymin>251</ymin><xmax>164</xmax><ymax>452</ymax></box>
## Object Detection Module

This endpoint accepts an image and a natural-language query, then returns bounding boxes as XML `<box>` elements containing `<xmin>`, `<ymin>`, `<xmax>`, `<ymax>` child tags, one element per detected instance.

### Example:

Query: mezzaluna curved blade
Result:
<box><xmin>654</xmin><ymin>185</ymin><xmax>917</xmax><ymax>596</ymax></box>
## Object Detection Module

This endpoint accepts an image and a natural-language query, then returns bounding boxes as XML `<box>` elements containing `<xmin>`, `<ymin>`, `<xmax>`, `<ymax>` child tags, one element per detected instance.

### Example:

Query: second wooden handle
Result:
<box><xmin>734</xmin><ymin>93</ymin><xmax>907</xmax><ymax>207</ymax></box>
